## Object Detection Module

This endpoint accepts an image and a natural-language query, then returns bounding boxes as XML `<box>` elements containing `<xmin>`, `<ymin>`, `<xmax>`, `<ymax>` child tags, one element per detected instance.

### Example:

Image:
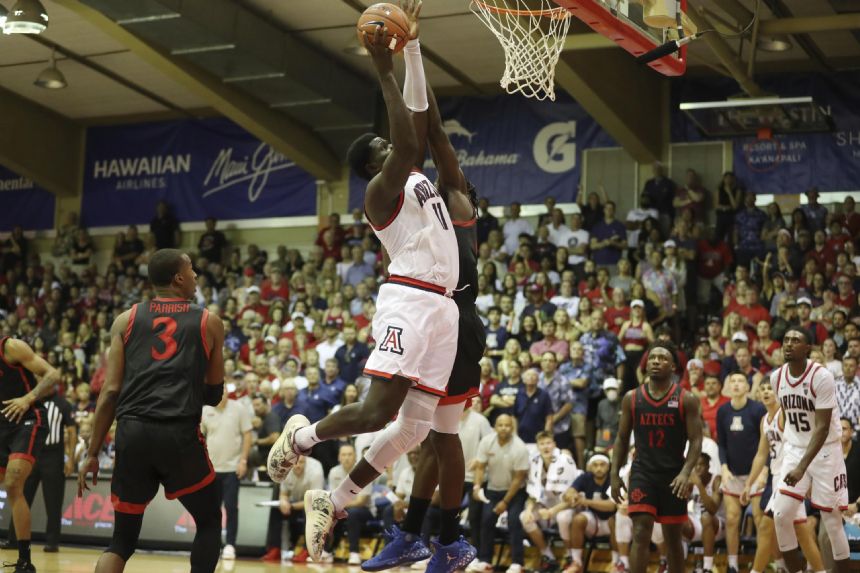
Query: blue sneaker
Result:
<box><xmin>426</xmin><ymin>536</ymin><xmax>477</xmax><ymax>573</ymax></box>
<box><xmin>361</xmin><ymin>526</ymin><xmax>431</xmax><ymax>572</ymax></box>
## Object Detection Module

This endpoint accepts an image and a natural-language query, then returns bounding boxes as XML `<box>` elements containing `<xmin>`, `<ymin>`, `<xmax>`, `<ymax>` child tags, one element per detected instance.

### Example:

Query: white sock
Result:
<box><xmin>330</xmin><ymin>476</ymin><xmax>360</xmax><ymax>513</ymax></box>
<box><xmin>620</xmin><ymin>556</ymin><xmax>629</xmax><ymax>567</ymax></box>
<box><xmin>776</xmin><ymin>559</ymin><xmax>786</xmax><ymax>570</ymax></box>
<box><xmin>703</xmin><ymin>556</ymin><xmax>714</xmax><ymax>570</ymax></box>
<box><xmin>611</xmin><ymin>550</ymin><xmax>619</xmax><ymax>563</ymax></box>
<box><xmin>728</xmin><ymin>555</ymin><xmax>738</xmax><ymax>569</ymax></box>
<box><xmin>541</xmin><ymin>547</ymin><xmax>554</xmax><ymax>559</ymax></box>
<box><xmin>571</xmin><ymin>549</ymin><xmax>582</xmax><ymax>564</ymax></box>
<box><xmin>293</xmin><ymin>423</ymin><xmax>321</xmax><ymax>452</ymax></box>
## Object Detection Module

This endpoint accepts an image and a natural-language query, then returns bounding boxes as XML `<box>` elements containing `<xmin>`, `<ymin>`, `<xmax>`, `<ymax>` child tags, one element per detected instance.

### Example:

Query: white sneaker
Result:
<box><xmin>221</xmin><ymin>544</ymin><xmax>236</xmax><ymax>560</ymax></box>
<box><xmin>267</xmin><ymin>414</ymin><xmax>310</xmax><ymax>483</ymax></box>
<box><xmin>304</xmin><ymin>490</ymin><xmax>342</xmax><ymax>562</ymax></box>
<box><xmin>506</xmin><ymin>564</ymin><xmax>523</xmax><ymax>573</ymax></box>
<box><xmin>316</xmin><ymin>551</ymin><xmax>334</xmax><ymax>563</ymax></box>
<box><xmin>467</xmin><ymin>560</ymin><xmax>492</xmax><ymax>572</ymax></box>
<box><xmin>349</xmin><ymin>552</ymin><xmax>362</xmax><ymax>565</ymax></box>
<box><xmin>411</xmin><ymin>558</ymin><xmax>430</xmax><ymax>570</ymax></box>
<box><xmin>282</xmin><ymin>550</ymin><xmax>294</xmax><ymax>563</ymax></box>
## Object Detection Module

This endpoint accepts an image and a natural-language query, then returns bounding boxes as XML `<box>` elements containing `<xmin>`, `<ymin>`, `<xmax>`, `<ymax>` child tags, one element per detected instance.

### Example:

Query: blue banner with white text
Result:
<box><xmin>82</xmin><ymin>117</ymin><xmax>317</xmax><ymax>227</ymax></box>
<box><xmin>674</xmin><ymin>72</ymin><xmax>860</xmax><ymax>194</ymax></box>
<box><xmin>0</xmin><ymin>166</ymin><xmax>55</xmax><ymax>232</ymax></box>
<box><xmin>349</xmin><ymin>94</ymin><xmax>617</xmax><ymax>210</ymax></box>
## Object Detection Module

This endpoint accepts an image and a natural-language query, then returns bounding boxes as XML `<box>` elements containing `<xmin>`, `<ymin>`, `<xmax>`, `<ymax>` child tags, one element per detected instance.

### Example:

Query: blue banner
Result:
<box><xmin>0</xmin><ymin>166</ymin><xmax>55</xmax><ymax>232</ymax></box>
<box><xmin>674</xmin><ymin>73</ymin><xmax>860</xmax><ymax>194</ymax></box>
<box><xmin>82</xmin><ymin>117</ymin><xmax>317</xmax><ymax>227</ymax></box>
<box><xmin>349</xmin><ymin>94</ymin><xmax>617</xmax><ymax>210</ymax></box>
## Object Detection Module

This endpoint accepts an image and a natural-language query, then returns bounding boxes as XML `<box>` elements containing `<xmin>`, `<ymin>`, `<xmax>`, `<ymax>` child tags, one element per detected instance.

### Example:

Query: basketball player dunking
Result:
<box><xmin>267</xmin><ymin>9</ymin><xmax>462</xmax><ymax>562</ymax></box>
<box><xmin>771</xmin><ymin>327</ymin><xmax>850</xmax><ymax>573</ymax></box>
<box><xmin>360</xmin><ymin>4</ymin><xmax>481</xmax><ymax>571</ymax></box>
<box><xmin>0</xmin><ymin>337</ymin><xmax>60</xmax><ymax>573</ymax></box>
<box><xmin>611</xmin><ymin>342</ymin><xmax>702</xmax><ymax>573</ymax></box>
<box><xmin>78</xmin><ymin>249</ymin><xmax>227</xmax><ymax>573</ymax></box>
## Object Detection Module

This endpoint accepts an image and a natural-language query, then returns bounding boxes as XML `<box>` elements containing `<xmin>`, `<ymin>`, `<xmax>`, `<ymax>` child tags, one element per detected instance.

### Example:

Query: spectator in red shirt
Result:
<box><xmin>696</xmin><ymin>230</ymin><xmax>733</xmax><ymax>306</ymax></box>
<box><xmin>315</xmin><ymin>213</ymin><xmax>344</xmax><ymax>250</ymax></box>
<box><xmin>260</xmin><ymin>268</ymin><xmax>290</xmax><ymax>304</ymax></box>
<box><xmin>833</xmin><ymin>195</ymin><xmax>860</xmax><ymax>240</ymax></box>
<box><xmin>834</xmin><ymin>275</ymin><xmax>856</xmax><ymax>313</ymax></box>
<box><xmin>700</xmin><ymin>373</ymin><xmax>730</xmax><ymax>440</ymax></box>
<box><xmin>734</xmin><ymin>286</ymin><xmax>771</xmax><ymax>332</ymax></box>
<box><xmin>529</xmin><ymin>321</ymin><xmax>569</xmax><ymax>362</ymax></box>
<box><xmin>604</xmin><ymin>287</ymin><xmax>630</xmax><ymax>335</ymax></box>
<box><xmin>239</xmin><ymin>287</ymin><xmax>269</xmax><ymax>321</ymax></box>
<box><xmin>806</xmin><ymin>229</ymin><xmax>836</xmax><ymax>270</ymax></box>
<box><xmin>751</xmin><ymin>320</ymin><xmax>781</xmax><ymax>370</ymax></box>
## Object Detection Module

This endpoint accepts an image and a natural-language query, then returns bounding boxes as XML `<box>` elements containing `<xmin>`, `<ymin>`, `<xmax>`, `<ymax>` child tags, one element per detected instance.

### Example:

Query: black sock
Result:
<box><xmin>439</xmin><ymin>508</ymin><xmax>460</xmax><ymax>546</ymax></box>
<box><xmin>402</xmin><ymin>497</ymin><xmax>431</xmax><ymax>536</ymax></box>
<box><xmin>18</xmin><ymin>539</ymin><xmax>31</xmax><ymax>563</ymax></box>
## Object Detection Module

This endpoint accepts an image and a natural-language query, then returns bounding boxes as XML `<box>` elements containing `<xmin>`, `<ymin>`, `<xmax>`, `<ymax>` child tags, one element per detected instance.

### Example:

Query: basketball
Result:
<box><xmin>356</xmin><ymin>3</ymin><xmax>411</xmax><ymax>53</ymax></box>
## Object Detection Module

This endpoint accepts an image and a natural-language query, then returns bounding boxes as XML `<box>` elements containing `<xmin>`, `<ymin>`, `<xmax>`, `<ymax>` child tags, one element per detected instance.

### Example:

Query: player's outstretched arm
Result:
<box><xmin>1</xmin><ymin>338</ymin><xmax>61</xmax><ymax>423</ymax></box>
<box><xmin>399</xmin><ymin>0</ymin><xmax>429</xmax><ymax>170</ymax></box>
<box><xmin>364</xmin><ymin>26</ymin><xmax>419</xmax><ymax>223</ymax></box>
<box><xmin>78</xmin><ymin>310</ymin><xmax>129</xmax><ymax>496</ymax></box>
<box><xmin>611</xmin><ymin>391</ymin><xmax>634</xmax><ymax>504</ymax></box>
<box><xmin>671</xmin><ymin>392</ymin><xmax>703</xmax><ymax>499</ymax></box>
<box><xmin>202</xmin><ymin>312</ymin><xmax>226</xmax><ymax>405</ymax></box>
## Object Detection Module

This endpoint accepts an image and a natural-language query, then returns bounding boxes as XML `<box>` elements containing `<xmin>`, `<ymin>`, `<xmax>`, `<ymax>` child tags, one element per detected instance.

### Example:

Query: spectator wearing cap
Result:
<box><xmin>618</xmin><ymin>299</ymin><xmax>654</xmax><ymax>394</ymax></box>
<box><xmin>796</xmin><ymin>296</ymin><xmax>828</xmax><ymax>345</ymax></box>
<box><xmin>529</xmin><ymin>321</ymin><xmax>569</xmax><ymax>363</ymax></box>
<box><xmin>801</xmin><ymin>187</ymin><xmax>828</xmax><ymax>233</ymax></box>
<box><xmin>681</xmin><ymin>358</ymin><xmax>706</xmax><ymax>394</ymax></box>
<box><xmin>503</xmin><ymin>202</ymin><xmax>534</xmax><ymax>256</ymax></box>
<box><xmin>589</xmin><ymin>201</ymin><xmax>627</xmax><ymax>268</ymax></box>
<box><xmin>594</xmin><ymin>378</ymin><xmax>621</xmax><ymax>452</ymax></box>
<box><xmin>314</xmin><ymin>319</ymin><xmax>343</xmax><ymax>368</ymax></box>
<box><xmin>239</xmin><ymin>286</ymin><xmax>268</xmax><ymax>321</ymax></box>
<box><xmin>521</xmin><ymin>284</ymin><xmax>557</xmax><ymax>324</ymax></box>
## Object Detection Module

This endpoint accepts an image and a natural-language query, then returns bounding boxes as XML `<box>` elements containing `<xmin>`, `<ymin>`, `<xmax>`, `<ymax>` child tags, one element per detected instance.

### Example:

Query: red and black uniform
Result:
<box><xmin>111</xmin><ymin>298</ymin><xmax>214</xmax><ymax>514</ymax></box>
<box><xmin>0</xmin><ymin>337</ymin><xmax>47</xmax><ymax>468</ymax></box>
<box><xmin>627</xmin><ymin>382</ymin><xmax>689</xmax><ymax>523</ymax></box>
<box><xmin>440</xmin><ymin>208</ymin><xmax>485</xmax><ymax>406</ymax></box>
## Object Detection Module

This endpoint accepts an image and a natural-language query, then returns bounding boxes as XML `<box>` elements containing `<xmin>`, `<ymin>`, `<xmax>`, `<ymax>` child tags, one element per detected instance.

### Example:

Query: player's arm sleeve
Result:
<box><xmin>402</xmin><ymin>40</ymin><xmax>428</xmax><ymax>113</ymax></box>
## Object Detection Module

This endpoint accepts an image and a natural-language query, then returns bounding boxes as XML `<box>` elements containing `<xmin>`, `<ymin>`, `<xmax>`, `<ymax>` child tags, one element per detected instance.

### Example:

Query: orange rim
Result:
<box><xmin>472</xmin><ymin>0</ymin><xmax>571</xmax><ymax>19</ymax></box>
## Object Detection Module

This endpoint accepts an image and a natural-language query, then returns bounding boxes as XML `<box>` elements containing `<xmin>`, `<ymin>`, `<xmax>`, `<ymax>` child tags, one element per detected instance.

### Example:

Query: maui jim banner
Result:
<box><xmin>349</xmin><ymin>94</ymin><xmax>617</xmax><ymax>210</ymax></box>
<box><xmin>0</xmin><ymin>165</ymin><xmax>55</xmax><ymax>231</ymax></box>
<box><xmin>82</xmin><ymin>117</ymin><xmax>317</xmax><ymax>227</ymax></box>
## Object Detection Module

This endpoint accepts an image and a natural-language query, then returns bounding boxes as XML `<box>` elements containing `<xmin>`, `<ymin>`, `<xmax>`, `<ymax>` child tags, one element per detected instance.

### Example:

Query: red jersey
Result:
<box><xmin>604</xmin><ymin>306</ymin><xmax>630</xmax><ymax>334</ymax></box>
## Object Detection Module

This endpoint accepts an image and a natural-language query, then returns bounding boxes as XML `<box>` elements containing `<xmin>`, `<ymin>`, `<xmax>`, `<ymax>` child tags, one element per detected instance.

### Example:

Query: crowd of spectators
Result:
<box><xmin>1</xmin><ymin>165</ymin><xmax>859</xmax><ymax>567</ymax></box>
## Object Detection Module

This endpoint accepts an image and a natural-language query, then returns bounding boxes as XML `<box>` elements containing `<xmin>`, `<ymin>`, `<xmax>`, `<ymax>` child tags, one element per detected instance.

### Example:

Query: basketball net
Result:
<box><xmin>470</xmin><ymin>0</ymin><xmax>572</xmax><ymax>101</ymax></box>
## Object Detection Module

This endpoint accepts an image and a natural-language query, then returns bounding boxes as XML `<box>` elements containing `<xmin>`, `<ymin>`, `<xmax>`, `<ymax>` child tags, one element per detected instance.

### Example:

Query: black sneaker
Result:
<box><xmin>727</xmin><ymin>567</ymin><xmax>738</xmax><ymax>573</ymax></box>
<box><xmin>42</xmin><ymin>545</ymin><xmax>58</xmax><ymax>553</ymax></box>
<box><xmin>2</xmin><ymin>560</ymin><xmax>35</xmax><ymax>573</ymax></box>
<box><xmin>539</xmin><ymin>555</ymin><xmax>559</xmax><ymax>573</ymax></box>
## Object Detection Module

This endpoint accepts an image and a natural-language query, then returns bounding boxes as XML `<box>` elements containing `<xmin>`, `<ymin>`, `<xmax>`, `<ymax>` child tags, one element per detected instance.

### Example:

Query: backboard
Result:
<box><xmin>553</xmin><ymin>0</ymin><xmax>693</xmax><ymax>76</ymax></box>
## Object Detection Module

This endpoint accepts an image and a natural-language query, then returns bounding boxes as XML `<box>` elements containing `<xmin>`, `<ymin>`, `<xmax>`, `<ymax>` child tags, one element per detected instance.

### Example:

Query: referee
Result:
<box><xmin>8</xmin><ymin>392</ymin><xmax>76</xmax><ymax>552</ymax></box>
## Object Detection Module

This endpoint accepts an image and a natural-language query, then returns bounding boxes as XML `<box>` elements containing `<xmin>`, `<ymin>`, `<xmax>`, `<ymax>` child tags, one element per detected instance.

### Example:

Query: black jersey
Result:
<box><xmin>0</xmin><ymin>337</ymin><xmax>46</xmax><ymax>427</ymax></box>
<box><xmin>117</xmin><ymin>298</ymin><xmax>210</xmax><ymax>422</ymax></box>
<box><xmin>452</xmin><ymin>210</ymin><xmax>479</xmax><ymax>308</ymax></box>
<box><xmin>630</xmin><ymin>382</ymin><xmax>688</xmax><ymax>476</ymax></box>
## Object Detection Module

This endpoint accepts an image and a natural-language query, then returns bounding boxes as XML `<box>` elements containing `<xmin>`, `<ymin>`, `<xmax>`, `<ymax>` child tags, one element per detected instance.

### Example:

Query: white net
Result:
<box><xmin>470</xmin><ymin>0</ymin><xmax>572</xmax><ymax>101</ymax></box>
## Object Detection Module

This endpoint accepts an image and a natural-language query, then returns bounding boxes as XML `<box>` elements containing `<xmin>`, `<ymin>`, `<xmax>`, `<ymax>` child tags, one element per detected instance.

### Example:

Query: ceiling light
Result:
<box><xmin>3</xmin><ymin>0</ymin><xmax>48</xmax><ymax>34</ymax></box>
<box><xmin>34</xmin><ymin>50</ymin><xmax>66</xmax><ymax>89</ymax></box>
<box><xmin>343</xmin><ymin>38</ymin><xmax>369</xmax><ymax>57</ymax></box>
<box><xmin>757</xmin><ymin>35</ymin><xmax>792</xmax><ymax>52</ymax></box>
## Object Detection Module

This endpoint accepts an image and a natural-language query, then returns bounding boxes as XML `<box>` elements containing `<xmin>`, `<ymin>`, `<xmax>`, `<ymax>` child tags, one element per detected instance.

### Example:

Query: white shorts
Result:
<box><xmin>364</xmin><ymin>283</ymin><xmax>459</xmax><ymax>396</ymax></box>
<box><xmin>580</xmin><ymin>509</ymin><xmax>611</xmax><ymax>538</ymax></box>
<box><xmin>688</xmin><ymin>514</ymin><xmax>726</xmax><ymax>543</ymax></box>
<box><xmin>765</xmin><ymin>471</ymin><xmax>807</xmax><ymax>522</ymax></box>
<box><xmin>721</xmin><ymin>475</ymin><xmax>764</xmax><ymax>499</ymax></box>
<box><xmin>778</xmin><ymin>441</ymin><xmax>849</xmax><ymax>512</ymax></box>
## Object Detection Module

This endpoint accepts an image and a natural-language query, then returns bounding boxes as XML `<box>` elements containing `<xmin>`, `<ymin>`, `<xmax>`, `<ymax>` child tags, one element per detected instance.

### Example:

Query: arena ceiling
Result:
<box><xmin>0</xmin><ymin>0</ymin><xmax>859</xmax><ymax>188</ymax></box>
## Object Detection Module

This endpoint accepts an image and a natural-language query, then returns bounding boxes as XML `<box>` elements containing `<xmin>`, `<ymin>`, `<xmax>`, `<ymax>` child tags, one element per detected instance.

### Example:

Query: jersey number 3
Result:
<box><xmin>151</xmin><ymin>317</ymin><xmax>178</xmax><ymax>360</ymax></box>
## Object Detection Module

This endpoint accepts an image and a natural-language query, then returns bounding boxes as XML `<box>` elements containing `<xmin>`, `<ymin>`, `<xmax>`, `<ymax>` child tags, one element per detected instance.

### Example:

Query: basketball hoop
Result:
<box><xmin>470</xmin><ymin>0</ymin><xmax>572</xmax><ymax>101</ymax></box>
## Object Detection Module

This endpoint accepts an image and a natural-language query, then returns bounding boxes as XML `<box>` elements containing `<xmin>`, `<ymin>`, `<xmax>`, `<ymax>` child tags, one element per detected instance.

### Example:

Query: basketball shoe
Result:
<box><xmin>425</xmin><ymin>536</ymin><xmax>477</xmax><ymax>573</ymax></box>
<box><xmin>361</xmin><ymin>526</ymin><xmax>431</xmax><ymax>571</ymax></box>
<box><xmin>304</xmin><ymin>490</ymin><xmax>346</xmax><ymax>562</ymax></box>
<box><xmin>267</xmin><ymin>414</ymin><xmax>310</xmax><ymax>483</ymax></box>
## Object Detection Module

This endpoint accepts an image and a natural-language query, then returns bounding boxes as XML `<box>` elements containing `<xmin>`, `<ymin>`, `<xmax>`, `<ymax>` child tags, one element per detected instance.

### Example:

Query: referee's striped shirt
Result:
<box><xmin>43</xmin><ymin>396</ymin><xmax>74</xmax><ymax>448</ymax></box>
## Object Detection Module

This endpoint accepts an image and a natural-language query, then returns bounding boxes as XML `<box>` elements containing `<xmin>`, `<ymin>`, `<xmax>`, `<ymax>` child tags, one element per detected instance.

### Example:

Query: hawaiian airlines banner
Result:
<box><xmin>82</xmin><ymin>117</ymin><xmax>317</xmax><ymax>227</ymax></box>
<box><xmin>673</xmin><ymin>72</ymin><xmax>860</xmax><ymax>193</ymax></box>
<box><xmin>349</xmin><ymin>94</ymin><xmax>617</xmax><ymax>210</ymax></box>
<box><xmin>0</xmin><ymin>165</ymin><xmax>55</xmax><ymax>231</ymax></box>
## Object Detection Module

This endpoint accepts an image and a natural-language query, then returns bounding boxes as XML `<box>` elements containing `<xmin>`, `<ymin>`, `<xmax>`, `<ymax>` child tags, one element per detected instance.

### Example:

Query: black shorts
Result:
<box><xmin>0</xmin><ymin>420</ymin><xmax>47</xmax><ymax>469</ymax></box>
<box><xmin>441</xmin><ymin>308</ymin><xmax>485</xmax><ymax>404</ymax></box>
<box><xmin>111</xmin><ymin>418</ymin><xmax>214</xmax><ymax>515</ymax></box>
<box><xmin>627</xmin><ymin>471</ymin><xmax>688</xmax><ymax>524</ymax></box>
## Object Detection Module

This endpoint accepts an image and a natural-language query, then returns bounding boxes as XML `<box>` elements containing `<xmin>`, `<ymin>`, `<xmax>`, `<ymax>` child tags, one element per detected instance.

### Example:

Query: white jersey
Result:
<box><xmin>369</xmin><ymin>171</ymin><xmax>458</xmax><ymax>291</ymax></box>
<box><xmin>526</xmin><ymin>448</ymin><xmax>580</xmax><ymax>507</ymax></box>
<box><xmin>772</xmin><ymin>361</ymin><xmax>842</xmax><ymax>449</ymax></box>
<box><xmin>689</xmin><ymin>472</ymin><xmax>725</xmax><ymax>520</ymax></box>
<box><xmin>761</xmin><ymin>408</ymin><xmax>785</xmax><ymax>476</ymax></box>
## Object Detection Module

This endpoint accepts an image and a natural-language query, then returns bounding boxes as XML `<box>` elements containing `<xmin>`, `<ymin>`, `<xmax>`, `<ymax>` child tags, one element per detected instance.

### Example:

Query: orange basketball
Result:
<box><xmin>356</xmin><ymin>3</ymin><xmax>411</xmax><ymax>53</ymax></box>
